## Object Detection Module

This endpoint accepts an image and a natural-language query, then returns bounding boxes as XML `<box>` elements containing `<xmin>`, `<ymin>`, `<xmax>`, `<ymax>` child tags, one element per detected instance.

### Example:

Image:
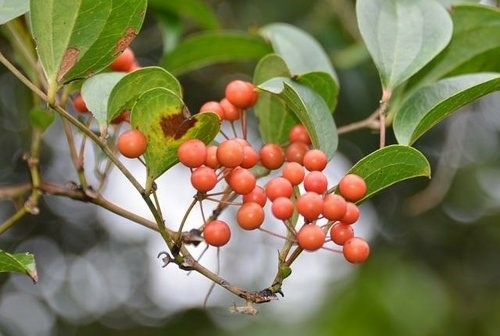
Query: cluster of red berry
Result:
<box><xmin>176</xmin><ymin>80</ymin><xmax>370</xmax><ymax>264</ymax></box>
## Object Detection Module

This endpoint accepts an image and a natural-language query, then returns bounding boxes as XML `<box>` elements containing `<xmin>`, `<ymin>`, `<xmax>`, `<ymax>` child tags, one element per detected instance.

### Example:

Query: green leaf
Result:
<box><xmin>161</xmin><ymin>31</ymin><xmax>272</xmax><ymax>75</ymax></box>
<box><xmin>0</xmin><ymin>250</ymin><xmax>38</xmax><ymax>283</ymax></box>
<box><xmin>394</xmin><ymin>73</ymin><xmax>500</xmax><ymax>145</ymax></box>
<box><xmin>356</xmin><ymin>0</ymin><xmax>452</xmax><ymax>89</ymax></box>
<box><xmin>295</xmin><ymin>72</ymin><xmax>338</xmax><ymax>112</ymax></box>
<box><xmin>0</xmin><ymin>0</ymin><xmax>29</xmax><ymax>25</ymax></box>
<box><xmin>81</xmin><ymin>72</ymin><xmax>126</xmax><ymax>127</ymax></box>
<box><xmin>30</xmin><ymin>0</ymin><xmax>147</xmax><ymax>86</ymax></box>
<box><xmin>258</xmin><ymin>77</ymin><xmax>337</xmax><ymax>159</ymax></box>
<box><xmin>253</xmin><ymin>54</ymin><xmax>297</xmax><ymax>145</ymax></box>
<box><xmin>408</xmin><ymin>4</ymin><xmax>500</xmax><ymax>89</ymax></box>
<box><xmin>437</xmin><ymin>0</ymin><xmax>480</xmax><ymax>9</ymax></box>
<box><xmin>107</xmin><ymin>66</ymin><xmax>182</xmax><ymax>123</ymax></box>
<box><xmin>259</xmin><ymin>23</ymin><xmax>338</xmax><ymax>83</ymax></box>
<box><xmin>148</xmin><ymin>0</ymin><xmax>219</xmax><ymax>29</ymax></box>
<box><xmin>131</xmin><ymin>88</ymin><xmax>220</xmax><ymax>179</ymax></box>
<box><xmin>29</xmin><ymin>107</ymin><xmax>55</xmax><ymax>131</ymax></box>
<box><xmin>346</xmin><ymin>145</ymin><xmax>431</xmax><ymax>202</ymax></box>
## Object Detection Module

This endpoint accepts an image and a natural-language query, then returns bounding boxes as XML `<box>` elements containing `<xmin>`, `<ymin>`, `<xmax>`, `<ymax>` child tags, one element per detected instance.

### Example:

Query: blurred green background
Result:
<box><xmin>1</xmin><ymin>0</ymin><xmax>500</xmax><ymax>335</ymax></box>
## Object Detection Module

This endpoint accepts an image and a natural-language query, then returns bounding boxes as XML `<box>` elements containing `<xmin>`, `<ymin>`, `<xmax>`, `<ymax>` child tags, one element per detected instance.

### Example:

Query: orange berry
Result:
<box><xmin>296</xmin><ymin>224</ymin><xmax>326</xmax><ymax>251</ymax></box>
<box><xmin>225</xmin><ymin>80</ymin><xmax>258</xmax><ymax>108</ymax></box>
<box><xmin>177</xmin><ymin>139</ymin><xmax>207</xmax><ymax>168</ymax></box>
<box><xmin>110</xmin><ymin>47</ymin><xmax>136</xmax><ymax>72</ymax></box>
<box><xmin>260</xmin><ymin>143</ymin><xmax>285</xmax><ymax>170</ymax></box>
<box><xmin>73</xmin><ymin>92</ymin><xmax>89</xmax><ymax>113</ymax></box>
<box><xmin>217</xmin><ymin>139</ymin><xmax>244</xmax><ymax>168</ymax></box>
<box><xmin>237</xmin><ymin>202</ymin><xmax>265</xmax><ymax>230</ymax></box>
<box><xmin>338</xmin><ymin>174</ymin><xmax>367</xmax><ymax>202</ymax></box>
<box><xmin>199</xmin><ymin>101</ymin><xmax>225</xmax><ymax>120</ymax></box>
<box><xmin>204</xmin><ymin>220</ymin><xmax>231</xmax><ymax>247</ymax></box>
<box><xmin>117</xmin><ymin>129</ymin><xmax>147</xmax><ymax>158</ymax></box>
<box><xmin>343</xmin><ymin>237</ymin><xmax>370</xmax><ymax>263</ymax></box>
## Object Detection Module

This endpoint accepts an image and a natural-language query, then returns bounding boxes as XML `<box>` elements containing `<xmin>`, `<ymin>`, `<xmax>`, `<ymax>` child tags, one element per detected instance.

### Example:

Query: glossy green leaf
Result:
<box><xmin>259</xmin><ymin>23</ymin><xmax>338</xmax><ymax>83</ymax></box>
<box><xmin>131</xmin><ymin>88</ymin><xmax>220</xmax><ymax>179</ymax></box>
<box><xmin>107</xmin><ymin>67</ymin><xmax>181</xmax><ymax>123</ymax></box>
<box><xmin>295</xmin><ymin>72</ymin><xmax>338</xmax><ymax>112</ymax></box>
<box><xmin>346</xmin><ymin>145</ymin><xmax>431</xmax><ymax>202</ymax></box>
<box><xmin>0</xmin><ymin>0</ymin><xmax>29</xmax><ymax>25</ymax></box>
<box><xmin>0</xmin><ymin>250</ymin><xmax>38</xmax><ymax>283</ymax></box>
<box><xmin>356</xmin><ymin>0</ymin><xmax>452</xmax><ymax>89</ymax></box>
<box><xmin>29</xmin><ymin>107</ymin><xmax>55</xmax><ymax>131</ymax></box>
<box><xmin>81</xmin><ymin>72</ymin><xmax>126</xmax><ymax>127</ymax></box>
<box><xmin>394</xmin><ymin>73</ymin><xmax>500</xmax><ymax>145</ymax></box>
<box><xmin>253</xmin><ymin>54</ymin><xmax>297</xmax><ymax>145</ymax></box>
<box><xmin>148</xmin><ymin>0</ymin><xmax>219</xmax><ymax>29</ymax></box>
<box><xmin>161</xmin><ymin>31</ymin><xmax>272</xmax><ymax>75</ymax></box>
<box><xmin>258</xmin><ymin>77</ymin><xmax>337</xmax><ymax>159</ymax></box>
<box><xmin>30</xmin><ymin>0</ymin><xmax>146</xmax><ymax>86</ymax></box>
<box><xmin>408</xmin><ymin>4</ymin><xmax>500</xmax><ymax>90</ymax></box>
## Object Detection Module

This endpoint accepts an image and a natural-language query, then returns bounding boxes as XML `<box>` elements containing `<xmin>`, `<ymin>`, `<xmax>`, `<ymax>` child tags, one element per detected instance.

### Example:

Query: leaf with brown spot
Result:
<box><xmin>30</xmin><ymin>0</ymin><xmax>147</xmax><ymax>86</ymax></box>
<box><xmin>107</xmin><ymin>66</ymin><xmax>182</xmax><ymax>123</ymax></box>
<box><xmin>131</xmin><ymin>88</ymin><xmax>220</xmax><ymax>179</ymax></box>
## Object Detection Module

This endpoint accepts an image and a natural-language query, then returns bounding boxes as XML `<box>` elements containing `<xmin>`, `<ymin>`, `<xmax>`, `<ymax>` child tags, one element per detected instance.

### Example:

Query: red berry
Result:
<box><xmin>204</xmin><ymin>145</ymin><xmax>220</xmax><ymax>169</ymax></box>
<box><xmin>217</xmin><ymin>139</ymin><xmax>244</xmax><ymax>168</ymax></box>
<box><xmin>199</xmin><ymin>101</ymin><xmax>225</xmax><ymax>120</ymax></box>
<box><xmin>204</xmin><ymin>220</ymin><xmax>231</xmax><ymax>247</ymax></box>
<box><xmin>303</xmin><ymin>149</ymin><xmax>328</xmax><ymax>171</ymax></box>
<box><xmin>296</xmin><ymin>224</ymin><xmax>326</xmax><ymax>251</ymax></box>
<box><xmin>220</xmin><ymin>98</ymin><xmax>242</xmax><ymax>121</ymax></box>
<box><xmin>228</xmin><ymin>167</ymin><xmax>256</xmax><ymax>195</ymax></box>
<box><xmin>241</xmin><ymin>145</ymin><xmax>259</xmax><ymax>168</ymax></box>
<box><xmin>343</xmin><ymin>237</ymin><xmax>370</xmax><ymax>263</ymax></box>
<box><xmin>117</xmin><ymin>129</ymin><xmax>147</xmax><ymax>158</ymax></box>
<box><xmin>237</xmin><ymin>202</ymin><xmax>265</xmax><ymax>230</ymax></box>
<box><xmin>341</xmin><ymin>202</ymin><xmax>360</xmax><ymax>224</ymax></box>
<box><xmin>330</xmin><ymin>222</ymin><xmax>354</xmax><ymax>245</ymax></box>
<box><xmin>110</xmin><ymin>47</ymin><xmax>136</xmax><ymax>72</ymax></box>
<box><xmin>191</xmin><ymin>166</ymin><xmax>217</xmax><ymax>192</ymax></box>
<box><xmin>260</xmin><ymin>143</ymin><xmax>285</xmax><ymax>170</ymax></box>
<box><xmin>338</xmin><ymin>174</ymin><xmax>367</xmax><ymax>202</ymax></box>
<box><xmin>288</xmin><ymin>124</ymin><xmax>311</xmax><ymax>145</ymax></box>
<box><xmin>73</xmin><ymin>92</ymin><xmax>89</xmax><ymax>113</ymax></box>
<box><xmin>271</xmin><ymin>197</ymin><xmax>295</xmax><ymax>220</ymax></box>
<box><xmin>265</xmin><ymin>177</ymin><xmax>293</xmax><ymax>201</ymax></box>
<box><xmin>285</xmin><ymin>142</ymin><xmax>309</xmax><ymax>164</ymax></box>
<box><xmin>322</xmin><ymin>194</ymin><xmax>347</xmax><ymax>221</ymax></box>
<box><xmin>282</xmin><ymin>162</ymin><xmax>305</xmax><ymax>186</ymax></box>
<box><xmin>296</xmin><ymin>192</ymin><xmax>323</xmax><ymax>221</ymax></box>
<box><xmin>303</xmin><ymin>171</ymin><xmax>328</xmax><ymax>194</ymax></box>
<box><xmin>243</xmin><ymin>186</ymin><xmax>267</xmax><ymax>207</ymax></box>
<box><xmin>177</xmin><ymin>139</ymin><xmax>207</xmax><ymax>168</ymax></box>
<box><xmin>225</xmin><ymin>80</ymin><xmax>258</xmax><ymax>109</ymax></box>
